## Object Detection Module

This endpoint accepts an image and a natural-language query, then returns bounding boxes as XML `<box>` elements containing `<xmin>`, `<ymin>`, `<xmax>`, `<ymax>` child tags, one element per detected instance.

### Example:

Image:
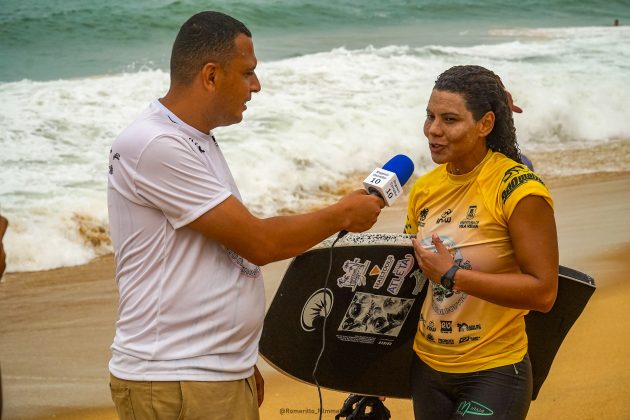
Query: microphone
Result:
<box><xmin>337</xmin><ymin>154</ymin><xmax>414</xmax><ymax>240</ymax></box>
<box><xmin>363</xmin><ymin>154</ymin><xmax>415</xmax><ymax>206</ymax></box>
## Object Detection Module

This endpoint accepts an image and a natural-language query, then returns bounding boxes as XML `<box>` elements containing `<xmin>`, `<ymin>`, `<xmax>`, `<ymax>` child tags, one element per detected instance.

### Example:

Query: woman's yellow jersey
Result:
<box><xmin>405</xmin><ymin>150</ymin><xmax>553</xmax><ymax>373</ymax></box>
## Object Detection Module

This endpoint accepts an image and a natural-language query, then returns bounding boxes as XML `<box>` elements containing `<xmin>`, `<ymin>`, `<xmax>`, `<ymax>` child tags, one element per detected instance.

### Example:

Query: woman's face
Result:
<box><xmin>423</xmin><ymin>89</ymin><xmax>493</xmax><ymax>174</ymax></box>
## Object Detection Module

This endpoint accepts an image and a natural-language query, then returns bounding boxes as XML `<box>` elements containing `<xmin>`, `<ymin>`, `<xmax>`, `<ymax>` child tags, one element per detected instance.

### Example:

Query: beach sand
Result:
<box><xmin>0</xmin><ymin>171</ymin><xmax>629</xmax><ymax>419</ymax></box>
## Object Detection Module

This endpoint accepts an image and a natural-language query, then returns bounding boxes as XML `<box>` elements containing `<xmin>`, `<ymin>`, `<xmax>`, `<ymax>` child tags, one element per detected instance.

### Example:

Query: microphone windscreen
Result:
<box><xmin>382</xmin><ymin>154</ymin><xmax>414</xmax><ymax>186</ymax></box>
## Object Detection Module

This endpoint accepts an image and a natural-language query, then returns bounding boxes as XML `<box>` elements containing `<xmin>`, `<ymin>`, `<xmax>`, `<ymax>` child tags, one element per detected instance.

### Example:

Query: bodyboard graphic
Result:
<box><xmin>301</xmin><ymin>288</ymin><xmax>334</xmax><ymax>332</ymax></box>
<box><xmin>338</xmin><ymin>292</ymin><xmax>414</xmax><ymax>337</ymax></box>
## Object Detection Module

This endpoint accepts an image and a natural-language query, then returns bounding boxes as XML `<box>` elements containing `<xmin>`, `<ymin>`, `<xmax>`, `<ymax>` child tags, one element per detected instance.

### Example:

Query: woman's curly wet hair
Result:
<box><xmin>433</xmin><ymin>65</ymin><xmax>522</xmax><ymax>163</ymax></box>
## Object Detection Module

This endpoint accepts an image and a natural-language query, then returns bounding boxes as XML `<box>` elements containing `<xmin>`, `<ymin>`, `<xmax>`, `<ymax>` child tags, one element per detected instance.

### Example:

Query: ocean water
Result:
<box><xmin>1</xmin><ymin>0</ymin><xmax>629</xmax><ymax>272</ymax></box>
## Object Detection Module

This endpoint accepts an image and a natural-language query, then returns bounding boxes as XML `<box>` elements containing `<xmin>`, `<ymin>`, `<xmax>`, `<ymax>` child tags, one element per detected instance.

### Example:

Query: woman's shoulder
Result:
<box><xmin>407</xmin><ymin>164</ymin><xmax>445</xmax><ymax>204</ymax></box>
<box><xmin>483</xmin><ymin>151</ymin><xmax>524</xmax><ymax>172</ymax></box>
<box><xmin>481</xmin><ymin>152</ymin><xmax>541</xmax><ymax>185</ymax></box>
<box><xmin>411</xmin><ymin>164</ymin><xmax>446</xmax><ymax>190</ymax></box>
<box><xmin>482</xmin><ymin>151</ymin><xmax>551</xmax><ymax>208</ymax></box>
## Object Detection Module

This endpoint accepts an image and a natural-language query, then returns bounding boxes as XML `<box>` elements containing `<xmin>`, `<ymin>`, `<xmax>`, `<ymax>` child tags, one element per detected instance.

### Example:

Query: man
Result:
<box><xmin>107</xmin><ymin>11</ymin><xmax>383</xmax><ymax>420</ymax></box>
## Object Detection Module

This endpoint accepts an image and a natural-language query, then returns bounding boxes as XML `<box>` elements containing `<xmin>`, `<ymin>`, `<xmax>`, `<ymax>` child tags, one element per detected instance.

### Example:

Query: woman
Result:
<box><xmin>405</xmin><ymin>65</ymin><xmax>558</xmax><ymax>419</ymax></box>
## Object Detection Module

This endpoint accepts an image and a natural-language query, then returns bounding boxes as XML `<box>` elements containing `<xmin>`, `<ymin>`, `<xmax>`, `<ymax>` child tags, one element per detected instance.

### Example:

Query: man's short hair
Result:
<box><xmin>170</xmin><ymin>11</ymin><xmax>251</xmax><ymax>85</ymax></box>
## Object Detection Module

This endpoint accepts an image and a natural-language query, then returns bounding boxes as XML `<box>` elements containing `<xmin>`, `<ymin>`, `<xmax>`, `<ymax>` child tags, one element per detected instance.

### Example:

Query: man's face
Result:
<box><xmin>214</xmin><ymin>33</ymin><xmax>261</xmax><ymax>126</ymax></box>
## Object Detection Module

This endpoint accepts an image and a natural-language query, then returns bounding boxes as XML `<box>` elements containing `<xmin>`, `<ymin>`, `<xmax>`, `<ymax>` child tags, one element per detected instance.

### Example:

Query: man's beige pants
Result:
<box><xmin>110</xmin><ymin>374</ymin><xmax>259</xmax><ymax>420</ymax></box>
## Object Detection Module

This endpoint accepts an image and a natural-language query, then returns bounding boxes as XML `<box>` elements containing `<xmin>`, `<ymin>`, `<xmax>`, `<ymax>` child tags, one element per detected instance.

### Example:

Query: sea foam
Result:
<box><xmin>1</xmin><ymin>26</ymin><xmax>628</xmax><ymax>272</ymax></box>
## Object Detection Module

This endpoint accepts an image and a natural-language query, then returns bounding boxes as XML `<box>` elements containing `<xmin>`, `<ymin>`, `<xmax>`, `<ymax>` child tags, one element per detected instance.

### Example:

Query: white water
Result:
<box><xmin>1</xmin><ymin>25</ymin><xmax>628</xmax><ymax>272</ymax></box>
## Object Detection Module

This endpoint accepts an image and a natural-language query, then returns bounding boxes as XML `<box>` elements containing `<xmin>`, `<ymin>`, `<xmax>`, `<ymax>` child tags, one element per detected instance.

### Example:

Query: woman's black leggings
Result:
<box><xmin>411</xmin><ymin>354</ymin><xmax>533</xmax><ymax>420</ymax></box>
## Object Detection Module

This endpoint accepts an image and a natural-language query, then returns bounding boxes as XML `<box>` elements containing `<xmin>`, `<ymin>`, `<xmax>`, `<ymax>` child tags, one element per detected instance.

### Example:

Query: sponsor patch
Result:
<box><xmin>436</xmin><ymin>208</ymin><xmax>453</xmax><ymax>224</ymax></box>
<box><xmin>501</xmin><ymin>165</ymin><xmax>545</xmax><ymax>204</ymax></box>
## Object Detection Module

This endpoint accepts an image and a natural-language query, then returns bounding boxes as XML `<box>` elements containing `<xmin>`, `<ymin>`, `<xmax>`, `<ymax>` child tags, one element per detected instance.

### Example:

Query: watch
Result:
<box><xmin>440</xmin><ymin>265</ymin><xmax>460</xmax><ymax>291</ymax></box>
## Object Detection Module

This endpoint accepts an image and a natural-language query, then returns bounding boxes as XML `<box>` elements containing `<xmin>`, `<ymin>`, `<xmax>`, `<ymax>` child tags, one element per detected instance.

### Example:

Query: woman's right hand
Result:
<box><xmin>412</xmin><ymin>233</ymin><xmax>454</xmax><ymax>284</ymax></box>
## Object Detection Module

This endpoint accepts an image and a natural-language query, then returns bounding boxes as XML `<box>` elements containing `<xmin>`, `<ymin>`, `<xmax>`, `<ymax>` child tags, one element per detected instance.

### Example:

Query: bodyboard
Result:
<box><xmin>259</xmin><ymin>233</ymin><xmax>595</xmax><ymax>400</ymax></box>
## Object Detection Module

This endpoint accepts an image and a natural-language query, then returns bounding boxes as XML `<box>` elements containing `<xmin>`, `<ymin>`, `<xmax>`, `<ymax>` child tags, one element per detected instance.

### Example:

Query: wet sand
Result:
<box><xmin>0</xmin><ymin>171</ymin><xmax>628</xmax><ymax>419</ymax></box>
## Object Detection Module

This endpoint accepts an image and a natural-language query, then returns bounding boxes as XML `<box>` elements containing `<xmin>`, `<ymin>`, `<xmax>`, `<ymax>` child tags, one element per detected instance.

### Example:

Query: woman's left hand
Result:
<box><xmin>412</xmin><ymin>233</ymin><xmax>455</xmax><ymax>282</ymax></box>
